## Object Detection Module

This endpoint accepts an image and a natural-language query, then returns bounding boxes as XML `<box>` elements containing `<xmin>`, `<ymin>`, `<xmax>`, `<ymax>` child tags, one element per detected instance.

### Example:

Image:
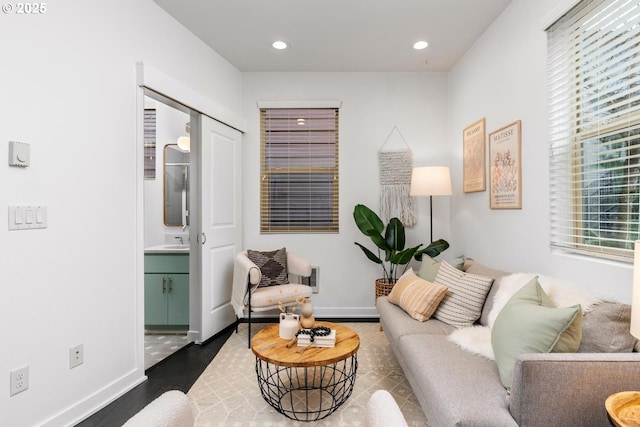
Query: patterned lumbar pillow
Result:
<box><xmin>388</xmin><ymin>269</ymin><xmax>448</xmax><ymax>322</ymax></box>
<box><xmin>433</xmin><ymin>260</ymin><xmax>494</xmax><ymax>327</ymax></box>
<box><xmin>247</xmin><ymin>248</ymin><xmax>289</xmax><ymax>287</ymax></box>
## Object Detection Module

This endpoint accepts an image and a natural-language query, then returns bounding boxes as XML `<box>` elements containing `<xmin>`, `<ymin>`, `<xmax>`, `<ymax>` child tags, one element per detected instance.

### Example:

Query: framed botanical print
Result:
<box><xmin>489</xmin><ymin>120</ymin><xmax>522</xmax><ymax>209</ymax></box>
<box><xmin>463</xmin><ymin>118</ymin><xmax>486</xmax><ymax>193</ymax></box>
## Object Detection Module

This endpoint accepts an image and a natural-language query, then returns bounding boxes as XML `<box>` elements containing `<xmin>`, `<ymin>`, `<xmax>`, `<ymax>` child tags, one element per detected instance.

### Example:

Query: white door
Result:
<box><xmin>194</xmin><ymin>115</ymin><xmax>242</xmax><ymax>343</ymax></box>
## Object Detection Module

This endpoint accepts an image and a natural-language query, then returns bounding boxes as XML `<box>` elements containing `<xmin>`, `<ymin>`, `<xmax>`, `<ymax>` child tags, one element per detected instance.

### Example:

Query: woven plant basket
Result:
<box><xmin>375</xmin><ymin>278</ymin><xmax>396</xmax><ymax>300</ymax></box>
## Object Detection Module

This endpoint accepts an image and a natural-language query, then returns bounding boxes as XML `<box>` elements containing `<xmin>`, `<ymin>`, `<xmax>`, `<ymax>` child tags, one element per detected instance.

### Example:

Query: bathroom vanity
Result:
<box><xmin>144</xmin><ymin>247</ymin><xmax>189</xmax><ymax>328</ymax></box>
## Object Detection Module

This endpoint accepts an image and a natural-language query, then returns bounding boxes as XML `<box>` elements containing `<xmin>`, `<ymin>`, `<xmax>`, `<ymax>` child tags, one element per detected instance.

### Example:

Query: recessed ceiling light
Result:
<box><xmin>413</xmin><ymin>41</ymin><xmax>429</xmax><ymax>50</ymax></box>
<box><xmin>272</xmin><ymin>41</ymin><xmax>287</xmax><ymax>50</ymax></box>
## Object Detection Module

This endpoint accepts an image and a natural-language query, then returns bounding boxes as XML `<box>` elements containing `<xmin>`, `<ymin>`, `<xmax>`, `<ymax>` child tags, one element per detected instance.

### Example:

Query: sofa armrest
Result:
<box><xmin>287</xmin><ymin>252</ymin><xmax>312</xmax><ymax>277</ymax></box>
<box><xmin>365</xmin><ymin>390</ymin><xmax>409</xmax><ymax>427</ymax></box>
<box><xmin>122</xmin><ymin>390</ymin><xmax>194</xmax><ymax>427</ymax></box>
<box><xmin>510</xmin><ymin>352</ymin><xmax>640</xmax><ymax>427</ymax></box>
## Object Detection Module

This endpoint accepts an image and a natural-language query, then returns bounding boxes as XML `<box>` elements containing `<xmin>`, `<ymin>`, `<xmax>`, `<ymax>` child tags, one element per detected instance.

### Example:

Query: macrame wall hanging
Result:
<box><xmin>378</xmin><ymin>126</ymin><xmax>416</xmax><ymax>226</ymax></box>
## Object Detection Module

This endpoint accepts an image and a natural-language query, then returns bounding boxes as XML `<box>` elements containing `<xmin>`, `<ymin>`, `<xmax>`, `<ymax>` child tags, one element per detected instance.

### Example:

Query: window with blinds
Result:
<box><xmin>548</xmin><ymin>0</ymin><xmax>640</xmax><ymax>261</ymax></box>
<box><xmin>144</xmin><ymin>108</ymin><xmax>156</xmax><ymax>179</ymax></box>
<box><xmin>260</xmin><ymin>108</ymin><xmax>339</xmax><ymax>233</ymax></box>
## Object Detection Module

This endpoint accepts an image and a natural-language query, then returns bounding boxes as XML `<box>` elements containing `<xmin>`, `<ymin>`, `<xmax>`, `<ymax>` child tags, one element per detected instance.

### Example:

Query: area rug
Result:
<box><xmin>188</xmin><ymin>322</ymin><xmax>429</xmax><ymax>426</ymax></box>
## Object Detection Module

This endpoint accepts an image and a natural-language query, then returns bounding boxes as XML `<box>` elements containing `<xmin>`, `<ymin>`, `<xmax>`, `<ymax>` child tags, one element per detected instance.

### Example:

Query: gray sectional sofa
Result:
<box><xmin>377</xmin><ymin>258</ymin><xmax>640</xmax><ymax>427</ymax></box>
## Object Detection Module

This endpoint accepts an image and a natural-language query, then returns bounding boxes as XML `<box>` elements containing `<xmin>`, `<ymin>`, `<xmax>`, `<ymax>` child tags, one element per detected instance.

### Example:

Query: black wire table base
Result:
<box><xmin>255</xmin><ymin>355</ymin><xmax>358</xmax><ymax>422</ymax></box>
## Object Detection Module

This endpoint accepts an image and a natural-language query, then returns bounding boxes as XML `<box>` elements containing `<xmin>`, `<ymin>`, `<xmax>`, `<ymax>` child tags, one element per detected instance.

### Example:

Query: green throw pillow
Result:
<box><xmin>417</xmin><ymin>256</ymin><xmax>440</xmax><ymax>282</ymax></box>
<box><xmin>491</xmin><ymin>277</ymin><xmax>582</xmax><ymax>390</ymax></box>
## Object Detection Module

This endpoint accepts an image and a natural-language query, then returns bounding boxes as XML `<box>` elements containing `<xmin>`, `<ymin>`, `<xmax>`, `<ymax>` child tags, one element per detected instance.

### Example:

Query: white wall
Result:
<box><xmin>447</xmin><ymin>0</ymin><xmax>633</xmax><ymax>302</ymax></box>
<box><xmin>241</xmin><ymin>72</ymin><xmax>451</xmax><ymax>317</ymax></box>
<box><xmin>0</xmin><ymin>1</ymin><xmax>241</xmax><ymax>426</ymax></box>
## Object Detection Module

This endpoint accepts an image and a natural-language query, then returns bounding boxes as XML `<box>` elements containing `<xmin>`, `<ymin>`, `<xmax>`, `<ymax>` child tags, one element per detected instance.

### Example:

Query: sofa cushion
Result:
<box><xmin>578</xmin><ymin>302</ymin><xmax>637</xmax><ymax>353</ymax></box>
<box><xmin>397</xmin><ymin>334</ymin><xmax>518</xmax><ymax>427</ymax></box>
<box><xmin>250</xmin><ymin>284</ymin><xmax>312</xmax><ymax>310</ymax></box>
<box><xmin>491</xmin><ymin>277</ymin><xmax>582</xmax><ymax>389</ymax></box>
<box><xmin>247</xmin><ymin>247</ymin><xmax>289</xmax><ymax>287</ymax></box>
<box><xmin>377</xmin><ymin>296</ymin><xmax>454</xmax><ymax>349</ymax></box>
<box><xmin>388</xmin><ymin>270</ymin><xmax>448</xmax><ymax>322</ymax></box>
<box><xmin>433</xmin><ymin>261</ymin><xmax>494</xmax><ymax>327</ymax></box>
<box><xmin>462</xmin><ymin>258</ymin><xmax>509</xmax><ymax>326</ymax></box>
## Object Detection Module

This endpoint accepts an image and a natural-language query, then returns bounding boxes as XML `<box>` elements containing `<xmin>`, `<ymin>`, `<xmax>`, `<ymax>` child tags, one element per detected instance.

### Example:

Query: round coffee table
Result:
<box><xmin>251</xmin><ymin>321</ymin><xmax>360</xmax><ymax>421</ymax></box>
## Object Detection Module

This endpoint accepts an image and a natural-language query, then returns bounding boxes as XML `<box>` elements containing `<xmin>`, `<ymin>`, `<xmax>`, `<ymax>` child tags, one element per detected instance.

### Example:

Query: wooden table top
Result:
<box><xmin>251</xmin><ymin>321</ymin><xmax>360</xmax><ymax>368</ymax></box>
<box><xmin>606</xmin><ymin>391</ymin><xmax>640</xmax><ymax>427</ymax></box>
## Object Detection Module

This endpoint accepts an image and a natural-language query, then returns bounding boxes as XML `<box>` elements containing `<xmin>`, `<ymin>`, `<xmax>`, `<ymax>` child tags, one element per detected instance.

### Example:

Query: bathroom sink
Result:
<box><xmin>144</xmin><ymin>244</ymin><xmax>190</xmax><ymax>253</ymax></box>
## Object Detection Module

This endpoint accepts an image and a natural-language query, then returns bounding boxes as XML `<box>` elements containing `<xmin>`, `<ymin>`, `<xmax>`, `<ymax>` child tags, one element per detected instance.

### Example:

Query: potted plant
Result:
<box><xmin>353</xmin><ymin>204</ymin><xmax>449</xmax><ymax>296</ymax></box>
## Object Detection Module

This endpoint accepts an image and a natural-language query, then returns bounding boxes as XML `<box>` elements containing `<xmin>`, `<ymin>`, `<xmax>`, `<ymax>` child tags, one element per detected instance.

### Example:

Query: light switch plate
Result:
<box><xmin>8</xmin><ymin>206</ymin><xmax>47</xmax><ymax>230</ymax></box>
<box><xmin>9</xmin><ymin>141</ymin><xmax>30</xmax><ymax>167</ymax></box>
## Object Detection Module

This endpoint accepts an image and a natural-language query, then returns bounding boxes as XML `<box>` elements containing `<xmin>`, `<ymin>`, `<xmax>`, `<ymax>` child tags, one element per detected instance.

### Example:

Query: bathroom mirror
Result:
<box><xmin>164</xmin><ymin>144</ymin><xmax>190</xmax><ymax>227</ymax></box>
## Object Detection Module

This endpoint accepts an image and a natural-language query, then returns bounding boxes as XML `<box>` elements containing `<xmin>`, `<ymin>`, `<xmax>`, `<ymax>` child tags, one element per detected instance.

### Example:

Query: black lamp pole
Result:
<box><xmin>429</xmin><ymin>195</ymin><xmax>433</xmax><ymax>243</ymax></box>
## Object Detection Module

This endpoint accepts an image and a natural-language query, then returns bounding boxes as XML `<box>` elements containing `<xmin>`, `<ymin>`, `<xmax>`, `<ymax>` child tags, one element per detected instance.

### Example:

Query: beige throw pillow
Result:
<box><xmin>433</xmin><ymin>261</ymin><xmax>494</xmax><ymax>327</ymax></box>
<box><xmin>388</xmin><ymin>271</ymin><xmax>448</xmax><ymax>322</ymax></box>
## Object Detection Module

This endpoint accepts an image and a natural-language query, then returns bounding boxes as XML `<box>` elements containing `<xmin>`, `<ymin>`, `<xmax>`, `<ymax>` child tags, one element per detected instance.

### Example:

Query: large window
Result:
<box><xmin>260</xmin><ymin>107</ymin><xmax>339</xmax><ymax>233</ymax></box>
<box><xmin>548</xmin><ymin>0</ymin><xmax>640</xmax><ymax>260</ymax></box>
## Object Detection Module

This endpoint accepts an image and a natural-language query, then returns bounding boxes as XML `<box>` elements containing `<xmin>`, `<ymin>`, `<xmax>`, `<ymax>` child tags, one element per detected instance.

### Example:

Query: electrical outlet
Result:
<box><xmin>10</xmin><ymin>366</ymin><xmax>29</xmax><ymax>397</ymax></box>
<box><xmin>69</xmin><ymin>344</ymin><xmax>84</xmax><ymax>369</ymax></box>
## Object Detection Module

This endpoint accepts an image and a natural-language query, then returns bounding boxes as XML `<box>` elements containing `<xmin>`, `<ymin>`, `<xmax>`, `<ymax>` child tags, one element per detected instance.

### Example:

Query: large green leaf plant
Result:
<box><xmin>353</xmin><ymin>204</ymin><xmax>449</xmax><ymax>283</ymax></box>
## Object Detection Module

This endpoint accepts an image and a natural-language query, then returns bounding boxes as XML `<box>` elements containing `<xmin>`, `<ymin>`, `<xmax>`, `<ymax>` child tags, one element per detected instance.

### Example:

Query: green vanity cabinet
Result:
<box><xmin>144</xmin><ymin>253</ymin><xmax>189</xmax><ymax>327</ymax></box>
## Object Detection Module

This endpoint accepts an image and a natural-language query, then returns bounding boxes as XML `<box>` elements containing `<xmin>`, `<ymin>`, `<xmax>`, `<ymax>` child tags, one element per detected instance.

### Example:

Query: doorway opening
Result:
<box><xmin>143</xmin><ymin>90</ymin><xmax>194</xmax><ymax>369</ymax></box>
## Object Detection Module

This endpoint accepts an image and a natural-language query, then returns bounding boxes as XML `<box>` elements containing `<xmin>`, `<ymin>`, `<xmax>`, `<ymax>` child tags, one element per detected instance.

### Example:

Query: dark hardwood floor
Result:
<box><xmin>76</xmin><ymin>324</ymin><xmax>236</xmax><ymax>426</ymax></box>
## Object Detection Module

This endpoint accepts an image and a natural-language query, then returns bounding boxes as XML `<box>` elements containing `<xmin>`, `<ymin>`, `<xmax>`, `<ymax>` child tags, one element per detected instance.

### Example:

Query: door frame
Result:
<box><xmin>135</xmin><ymin>63</ymin><xmax>245</xmax><ymax>367</ymax></box>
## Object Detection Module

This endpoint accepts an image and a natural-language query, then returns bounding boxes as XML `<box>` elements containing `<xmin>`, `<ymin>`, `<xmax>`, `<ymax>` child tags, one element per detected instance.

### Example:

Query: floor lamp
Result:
<box><xmin>409</xmin><ymin>166</ymin><xmax>452</xmax><ymax>242</ymax></box>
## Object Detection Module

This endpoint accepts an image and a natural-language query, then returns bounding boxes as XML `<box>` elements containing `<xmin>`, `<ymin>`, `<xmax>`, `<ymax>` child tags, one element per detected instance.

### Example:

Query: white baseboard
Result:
<box><xmin>40</xmin><ymin>369</ymin><xmax>147</xmax><ymax>427</ymax></box>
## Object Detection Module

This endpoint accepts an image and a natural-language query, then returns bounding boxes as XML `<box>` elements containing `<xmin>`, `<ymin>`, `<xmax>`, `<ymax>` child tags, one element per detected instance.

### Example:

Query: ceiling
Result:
<box><xmin>153</xmin><ymin>0</ymin><xmax>513</xmax><ymax>72</ymax></box>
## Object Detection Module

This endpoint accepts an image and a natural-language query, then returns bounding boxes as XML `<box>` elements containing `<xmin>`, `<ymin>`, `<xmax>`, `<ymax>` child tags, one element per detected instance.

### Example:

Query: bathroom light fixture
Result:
<box><xmin>272</xmin><ymin>41</ymin><xmax>287</xmax><ymax>50</ymax></box>
<box><xmin>413</xmin><ymin>41</ymin><xmax>429</xmax><ymax>50</ymax></box>
<box><xmin>177</xmin><ymin>122</ymin><xmax>190</xmax><ymax>152</ymax></box>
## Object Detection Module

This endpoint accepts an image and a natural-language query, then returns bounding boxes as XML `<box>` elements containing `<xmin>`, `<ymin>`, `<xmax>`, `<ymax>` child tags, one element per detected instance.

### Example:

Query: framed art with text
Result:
<box><xmin>463</xmin><ymin>118</ymin><xmax>486</xmax><ymax>193</ymax></box>
<box><xmin>489</xmin><ymin>120</ymin><xmax>522</xmax><ymax>209</ymax></box>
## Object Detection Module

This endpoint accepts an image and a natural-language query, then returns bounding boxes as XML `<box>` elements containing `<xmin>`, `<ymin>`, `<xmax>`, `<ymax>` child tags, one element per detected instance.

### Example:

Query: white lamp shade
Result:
<box><xmin>631</xmin><ymin>240</ymin><xmax>640</xmax><ymax>339</ymax></box>
<box><xmin>410</xmin><ymin>166</ymin><xmax>452</xmax><ymax>196</ymax></box>
<box><xmin>177</xmin><ymin>136</ymin><xmax>190</xmax><ymax>152</ymax></box>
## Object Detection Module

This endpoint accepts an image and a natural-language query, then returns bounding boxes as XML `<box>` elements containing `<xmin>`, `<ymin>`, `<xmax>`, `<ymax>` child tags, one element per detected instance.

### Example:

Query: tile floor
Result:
<box><xmin>144</xmin><ymin>331</ymin><xmax>191</xmax><ymax>369</ymax></box>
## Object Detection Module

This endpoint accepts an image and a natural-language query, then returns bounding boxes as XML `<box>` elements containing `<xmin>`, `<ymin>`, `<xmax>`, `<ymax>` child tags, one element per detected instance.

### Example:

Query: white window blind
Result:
<box><xmin>144</xmin><ymin>108</ymin><xmax>156</xmax><ymax>179</ymax></box>
<box><xmin>260</xmin><ymin>108</ymin><xmax>339</xmax><ymax>233</ymax></box>
<box><xmin>548</xmin><ymin>0</ymin><xmax>640</xmax><ymax>261</ymax></box>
